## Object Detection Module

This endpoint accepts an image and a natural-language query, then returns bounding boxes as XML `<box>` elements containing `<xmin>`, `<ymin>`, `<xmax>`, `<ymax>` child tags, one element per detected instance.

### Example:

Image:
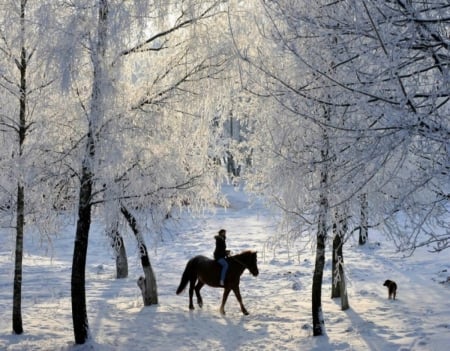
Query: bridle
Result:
<box><xmin>230</xmin><ymin>256</ymin><xmax>248</xmax><ymax>269</ymax></box>
<box><xmin>229</xmin><ymin>253</ymin><xmax>257</xmax><ymax>274</ymax></box>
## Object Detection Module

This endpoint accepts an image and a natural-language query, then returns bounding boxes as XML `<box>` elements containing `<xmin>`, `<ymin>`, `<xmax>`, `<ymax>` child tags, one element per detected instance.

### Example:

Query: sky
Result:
<box><xmin>0</xmin><ymin>183</ymin><xmax>449</xmax><ymax>350</ymax></box>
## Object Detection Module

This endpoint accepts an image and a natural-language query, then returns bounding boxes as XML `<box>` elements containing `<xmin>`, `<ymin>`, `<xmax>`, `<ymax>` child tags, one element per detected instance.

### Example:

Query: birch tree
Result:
<box><xmin>359</xmin><ymin>0</ymin><xmax>449</xmax><ymax>252</ymax></box>
<box><xmin>54</xmin><ymin>0</ymin><xmax>230</xmax><ymax>344</ymax></box>
<box><xmin>0</xmin><ymin>0</ymin><xmax>58</xmax><ymax>335</ymax></box>
<box><xmin>331</xmin><ymin>207</ymin><xmax>349</xmax><ymax>310</ymax></box>
<box><xmin>229</xmin><ymin>0</ymin><xmax>361</xmax><ymax>335</ymax></box>
<box><xmin>232</xmin><ymin>0</ymin><xmax>448</xmax><ymax>335</ymax></box>
<box><xmin>301</xmin><ymin>0</ymin><xmax>450</xmax><ymax>252</ymax></box>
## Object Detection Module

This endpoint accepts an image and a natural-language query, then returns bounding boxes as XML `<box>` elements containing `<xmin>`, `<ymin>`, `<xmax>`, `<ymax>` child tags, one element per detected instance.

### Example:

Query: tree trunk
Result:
<box><xmin>312</xmin><ymin>196</ymin><xmax>327</xmax><ymax>336</ymax></box>
<box><xmin>331</xmin><ymin>208</ymin><xmax>345</xmax><ymax>298</ymax></box>
<box><xmin>331</xmin><ymin>208</ymin><xmax>349</xmax><ymax>310</ymax></box>
<box><xmin>136</xmin><ymin>247</ymin><xmax>159</xmax><ymax>306</ymax></box>
<box><xmin>331</xmin><ymin>230</ymin><xmax>342</xmax><ymax>299</ymax></box>
<box><xmin>13</xmin><ymin>184</ymin><xmax>24</xmax><ymax>335</ymax></box>
<box><xmin>115</xmin><ymin>232</ymin><xmax>128</xmax><ymax>279</ymax></box>
<box><xmin>109</xmin><ymin>221</ymin><xmax>128</xmax><ymax>279</ymax></box>
<box><xmin>71</xmin><ymin>1</ymin><xmax>108</xmax><ymax>344</ymax></box>
<box><xmin>121</xmin><ymin>206</ymin><xmax>158</xmax><ymax>305</ymax></box>
<box><xmin>312</xmin><ymin>162</ymin><xmax>329</xmax><ymax>335</ymax></box>
<box><xmin>12</xmin><ymin>1</ymin><xmax>27</xmax><ymax>334</ymax></box>
<box><xmin>339</xmin><ymin>263</ymin><xmax>349</xmax><ymax>311</ymax></box>
<box><xmin>312</xmin><ymin>108</ymin><xmax>331</xmax><ymax>336</ymax></box>
<box><xmin>359</xmin><ymin>193</ymin><xmax>368</xmax><ymax>245</ymax></box>
<box><xmin>71</xmin><ymin>164</ymin><xmax>93</xmax><ymax>344</ymax></box>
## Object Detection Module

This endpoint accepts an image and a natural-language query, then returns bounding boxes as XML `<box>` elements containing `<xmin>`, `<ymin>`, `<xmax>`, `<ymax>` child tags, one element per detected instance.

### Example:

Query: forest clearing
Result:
<box><xmin>1</xmin><ymin>185</ymin><xmax>449</xmax><ymax>350</ymax></box>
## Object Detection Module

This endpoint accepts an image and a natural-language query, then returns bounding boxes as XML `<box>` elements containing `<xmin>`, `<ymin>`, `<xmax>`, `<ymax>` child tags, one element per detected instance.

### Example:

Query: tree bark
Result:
<box><xmin>71</xmin><ymin>169</ymin><xmax>92</xmax><ymax>344</ymax></box>
<box><xmin>71</xmin><ymin>1</ymin><xmax>109</xmax><ymax>344</ymax></box>
<box><xmin>13</xmin><ymin>184</ymin><xmax>24</xmax><ymax>335</ymax></box>
<box><xmin>312</xmin><ymin>157</ymin><xmax>329</xmax><ymax>335</ymax></box>
<box><xmin>359</xmin><ymin>193</ymin><xmax>368</xmax><ymax>245</ymax></box>
<box><xmin>121</xmin><ymin>206</ymin><xmax>158</xmax><ymax>305</ymax></box>
<box><xmin>339</xmin><ymin>263</ymin><xmax>349</xmax><ymax>311</ymax></box>
<box><xmin>312</xmin><ymin>107</ymin><xmax>331</xmax><ymax>336</ymax></box>
<box><xmin>331</xmin><ymin>208</ymin><xmax>344</xmax><ymax>298</ymax></box>
<box><xmin>136</xmin><ymin>246</ymin><xmax>158</xmax><ymax>306</ymax></box>
<box><xmin>109</xmin><ymin>223</ymin><xmax>128</xmax><ymax>279</ymax></box>
<box><xmin>331</xmin><ymin>208</ymin><xmax>349</xmax><ymax>310</ymax></box>
<box><xmin>12</xmin><ymin>0</ymin><xmax>27</xmax><ymax>334</ymax></box>
<box><xmin>331</xmin><ymin>229</ymin><xmax>342</xmax><ymax>299</ymax></box>
<box><xmin>312</xmin><ymin>195</ymin><xmax>327</xmax><ymax>336</ymax></box>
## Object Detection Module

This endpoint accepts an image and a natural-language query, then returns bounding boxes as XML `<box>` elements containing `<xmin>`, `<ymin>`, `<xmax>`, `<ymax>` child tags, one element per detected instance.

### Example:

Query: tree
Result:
<box><xmin>300</xmin><ymin>0</ymin><xmax>450</xmax><ymax>252</ymax></box>
<box><xmin>69</xmin><ymin>0</ymin><xmax>109</xmax><ymax>343</ymax></box>
<box><xmin>358</xmin><ymin>194</ymin><xmax>368</xmax><ymax>246</ymax></box>
<box><xmin>331</xmin><ymin>207</ymin><xmax>349</xmax><ymax>310</ymax></box>
<box><xmin>232</xmin><ymin>0</ymin><xmax>448</xmax><ymax>336</ymax></box>
<box><xmin>0</xmin><ymin>0</ymin><xmax>57</xmax><ymax>335</ymax></box>
<box><xmin>229</xmin><ymin>0</ymin><xmax>361</xmax><ymax>335</ymax></box>
<box><xmin>312</xmin><ymin>110</ymin><xmax>331</xmax><ymax>336</ymax></box>
<box><xmin>54</xmin><ymin>0</ymin><xmax>231</xmax><ymax>344</ymax></box>
<box><xmin>121</xmin><ymin>205</ymin><xmax>158</xmax><ymax>305</ymax></box>
<box><xmin>360</xmin><ymin>0</ymin><xmax>450</xmax><ymax>252</ymax></box>
<box><xmin>105</xmin><ymin>209</ymin><xmax>128</xmax><ymax>279</ymax></box>
<box><xmin>12</xmin><ymin>1</ymin><xmax>28</xmax><ymax>334</ymax></box>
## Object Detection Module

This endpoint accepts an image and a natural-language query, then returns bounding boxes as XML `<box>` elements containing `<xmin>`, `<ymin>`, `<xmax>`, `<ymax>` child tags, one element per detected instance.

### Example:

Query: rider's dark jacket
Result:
<box><xmin>214</xmin><ymin>235</ymin><xmax>227</xmax><ymax>260</ymax></box>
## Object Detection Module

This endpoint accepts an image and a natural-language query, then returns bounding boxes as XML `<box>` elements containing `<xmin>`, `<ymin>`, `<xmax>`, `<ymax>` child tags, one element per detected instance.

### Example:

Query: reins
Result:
<box><xmin>229</xmin><ymin>254</ymin><xmax>252</xmax><ymax>271</ymax></box>
<box><xmin>229</xmin><ymin>256</ymin><xmax>246</xmax><ymax>268</ymax></box>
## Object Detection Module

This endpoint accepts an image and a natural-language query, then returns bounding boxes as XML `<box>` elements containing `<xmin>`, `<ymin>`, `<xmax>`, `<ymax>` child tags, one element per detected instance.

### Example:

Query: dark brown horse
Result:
<box><xmin>176</xmin><ymin>250</ymin><xmax>259</xmax><ymax>315</ymax></box>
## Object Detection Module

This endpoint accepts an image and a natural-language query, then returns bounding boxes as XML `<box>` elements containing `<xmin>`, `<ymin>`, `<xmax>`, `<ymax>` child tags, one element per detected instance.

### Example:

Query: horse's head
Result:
<box><xmin>243</xmin><ymin>250</ymin><xmax>259</xmax><ymax>277</ymax></box>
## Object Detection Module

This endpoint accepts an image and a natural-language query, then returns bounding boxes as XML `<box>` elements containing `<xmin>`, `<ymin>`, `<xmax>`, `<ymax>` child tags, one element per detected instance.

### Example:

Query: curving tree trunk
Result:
<box><xmin>71</xmin><ymin>0</ymin><xmax>109</xmax><ymax>344</ymax></box>
<box><xmin>331</xmin><ymin>207</ymin><xmax>349</xmax><ymax>310</ymax></box>
<box><xmin>71</xmin><ymin>167</ymin><xmax>92</xmax><ymax>344</ymax></box>
<box><xmin>121</xmin><ymin>205</ymin><xmax>158</xmax><ymax>305</ymax></box>
<box><xmin>110</xmin><ymin>226</ymin><xmax>128</xmax><ymax>279</ymax></box>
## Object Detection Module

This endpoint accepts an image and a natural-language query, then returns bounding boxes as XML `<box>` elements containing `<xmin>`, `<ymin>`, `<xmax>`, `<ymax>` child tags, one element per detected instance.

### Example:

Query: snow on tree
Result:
<box><xmin>228</xmin><ymin>0</ymin><xmax>362</xmax><ymax>335</ymax></box>
<box><xmin>48</xmin><ymin>0</ymin><xmax>232</xmax><ymax>344</ymax></box>
<box><xmin>228</xmin><ymin>0</ymin><xmax>448</xmax><ymax>336</ymax></box>
<box><xmin>300</xmin><ymin>0</ymin><xmax>450</xmax><ymax>253</ymax></box>
<box><xmin>0</xmin><ymin>0</ymin><xmax>62</xmax><ymax>335</ymax></box>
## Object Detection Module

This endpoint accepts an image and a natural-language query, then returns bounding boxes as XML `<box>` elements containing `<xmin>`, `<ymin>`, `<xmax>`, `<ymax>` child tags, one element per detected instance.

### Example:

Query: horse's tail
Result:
<box><xmin>176</xmin><ymin>257</ymin><xmax>197</xmax><ymax>295</ymax></box>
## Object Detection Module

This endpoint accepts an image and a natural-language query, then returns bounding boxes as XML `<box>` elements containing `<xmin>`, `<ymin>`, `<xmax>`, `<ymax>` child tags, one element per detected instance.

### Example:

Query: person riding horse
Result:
<box><xmin>176</xmin><ymin>248</ymin><xmax>259</xmax><ymax>315</ymax></box>
<box><xmin>214</xmin><ymin>229</ymin><xmax>230</xmax><ymax>286</ymax></box>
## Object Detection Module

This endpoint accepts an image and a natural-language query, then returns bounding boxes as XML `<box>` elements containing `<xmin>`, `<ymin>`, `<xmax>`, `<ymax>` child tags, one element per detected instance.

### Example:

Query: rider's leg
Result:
<box><xmin>218</xmin><ymin>258</ymin><xmax>228</xmax><ymax>286</ymax></box>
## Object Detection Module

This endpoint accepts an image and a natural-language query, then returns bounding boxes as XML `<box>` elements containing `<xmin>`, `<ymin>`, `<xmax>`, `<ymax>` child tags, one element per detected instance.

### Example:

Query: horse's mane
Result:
<box><xmin>232</xmin><ymin>250</ymin><xmax>256</xmax><ymax>258</ymax></box>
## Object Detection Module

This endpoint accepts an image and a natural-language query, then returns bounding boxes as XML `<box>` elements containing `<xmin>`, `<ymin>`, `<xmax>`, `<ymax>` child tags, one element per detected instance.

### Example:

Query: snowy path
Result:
<box><xmin>0</xmin><ymin>184</ymin><xmax>449</xmax><ymax>350</ymax></box>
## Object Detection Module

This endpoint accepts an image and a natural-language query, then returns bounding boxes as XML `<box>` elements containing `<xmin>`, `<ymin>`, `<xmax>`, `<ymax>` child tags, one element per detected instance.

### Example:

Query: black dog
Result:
<box><xmin>383</xmin><ymin>279</ymin><xmax>397</xmax><ymax>300</ymax></box>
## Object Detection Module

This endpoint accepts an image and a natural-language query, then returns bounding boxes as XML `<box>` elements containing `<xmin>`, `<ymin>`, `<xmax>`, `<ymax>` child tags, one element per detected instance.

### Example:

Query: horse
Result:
<box><xmin>176</xmin><ymin>250</ymin><xmax>259</xmax><ymax>315</ymax></box>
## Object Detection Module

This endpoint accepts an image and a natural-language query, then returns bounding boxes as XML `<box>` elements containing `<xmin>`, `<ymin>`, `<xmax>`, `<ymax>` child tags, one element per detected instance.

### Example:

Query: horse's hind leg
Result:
<box><xmin>219</xmin><ymin>288</ymin><xmax>231</xmax><ymax>315</ymax></box>
<box><xmin>188</xmin><ymin>279</ymin><xmax>196</xmax><ymax>310</ymax></box>
<box><xmin>233</xmin><ymin>287</ymin><xmax>249</xmax><ymax>315</ymax></box>
<box><xmin>194</xmin><ymin>281</ymin><xmax>204</xmax><ymax>308</ymax></box>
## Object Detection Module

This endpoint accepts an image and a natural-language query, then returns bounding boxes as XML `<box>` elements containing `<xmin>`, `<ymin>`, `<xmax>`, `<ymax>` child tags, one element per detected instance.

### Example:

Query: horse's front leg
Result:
<box><xmin>233</xmin><ymin>286</ymin><xmax>249</xmax><ymax>315</ymax></box>
<box><xmin>194</xmin><ymin>281</ymin><xmax>204</xmax><ymax>308</ymax></box>
<box><xmin>220</xmin><ymin>288</ymin><xmax>231</xmax><ymax>315</ymax></box>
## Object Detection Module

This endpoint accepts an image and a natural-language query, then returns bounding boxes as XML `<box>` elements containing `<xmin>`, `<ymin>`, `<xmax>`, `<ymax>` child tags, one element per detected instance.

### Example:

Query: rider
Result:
<box><xmin>214</xmin><ymin>229</ymin><xmax>230</xmax><ymax>286</ymax></box>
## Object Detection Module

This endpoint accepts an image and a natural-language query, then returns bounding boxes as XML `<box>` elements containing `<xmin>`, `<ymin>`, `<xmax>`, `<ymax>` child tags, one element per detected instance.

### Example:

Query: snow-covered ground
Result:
<box><xmin>0</xmin><ymin>184</ymin><xmax>449</xmax><ymax>350</ymax></box>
